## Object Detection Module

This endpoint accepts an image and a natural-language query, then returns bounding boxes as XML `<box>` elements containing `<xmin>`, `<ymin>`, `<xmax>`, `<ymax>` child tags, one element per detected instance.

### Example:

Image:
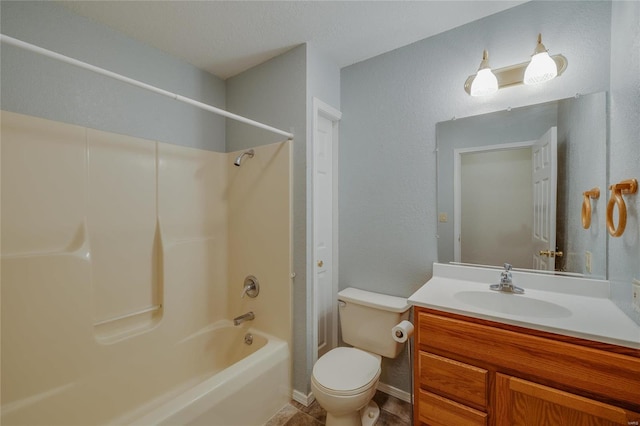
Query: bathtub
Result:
<box><xmin>109</xmin><ymin>322</ymin><xmax>290</xmax><ymax>426</ymax></box>
<box><xmin>2</xmin><ymin>321</ymin><xmax>289</xmax><ymax>426</ymax></box>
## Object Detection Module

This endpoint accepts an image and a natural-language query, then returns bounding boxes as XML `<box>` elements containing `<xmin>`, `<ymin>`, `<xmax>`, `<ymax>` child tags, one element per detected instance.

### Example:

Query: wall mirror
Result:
<box><xmin>436</xmin><ymin>91</ymin><xmax>607</xmax><ymax>279</ymax></box>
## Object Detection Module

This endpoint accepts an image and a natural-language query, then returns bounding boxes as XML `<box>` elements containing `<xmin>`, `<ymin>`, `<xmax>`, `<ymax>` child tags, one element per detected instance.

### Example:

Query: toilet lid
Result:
<box><xmin>312</xmin><ymin>347</ymin><xmax>381</xmax><ymax>392</ymax></box>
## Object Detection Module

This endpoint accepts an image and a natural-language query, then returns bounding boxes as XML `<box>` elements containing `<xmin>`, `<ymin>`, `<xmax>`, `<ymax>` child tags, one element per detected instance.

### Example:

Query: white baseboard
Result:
<box><xmin>376</xmin><ymin>382</ymin><xmax>412</xmax><ymax>404</ymax></box>
<box><xmin>292</xmin><ymin>389</ymin><xmax>315</xmax><ymax>407</ymax></box>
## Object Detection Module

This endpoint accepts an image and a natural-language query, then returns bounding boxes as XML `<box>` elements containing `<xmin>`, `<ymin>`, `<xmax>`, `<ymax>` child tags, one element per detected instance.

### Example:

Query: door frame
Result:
<box><xmin>453</xmin><ymin>140</ymin><xmax>534</xmax><ymax>263</ymax></box>
<box><xmin>309</xmin><ymin>97</ymin><xmax>341</xmax><ymax>365</ymax></box>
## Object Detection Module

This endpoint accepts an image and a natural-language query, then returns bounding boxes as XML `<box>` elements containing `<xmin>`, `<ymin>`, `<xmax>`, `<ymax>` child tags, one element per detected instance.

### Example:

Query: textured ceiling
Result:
<box><xmin>62</xmin><ymin>1</ymin><xmax>525</xmax><ymax>80</ymax></box>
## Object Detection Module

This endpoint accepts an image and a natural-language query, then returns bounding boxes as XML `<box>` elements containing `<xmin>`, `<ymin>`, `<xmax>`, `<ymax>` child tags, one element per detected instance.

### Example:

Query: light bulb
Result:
<box><xmin>524</xmin><ymin>34</ymin><xmax>558</xmax><ymax>85</ymax></box>
<box><xmin>524</xmin><ymin>51</ymin><xmax>557</xmax><ymax>84</ymax></box>
<box><xmin>470</xmin><ymin>50</ymin><xmax>498</xmax><ymax>97</ymax></box>
<box><xmin>471</xmin><ymin>68</ymin><xmax>498</xmax><ymax>96</ymax></box>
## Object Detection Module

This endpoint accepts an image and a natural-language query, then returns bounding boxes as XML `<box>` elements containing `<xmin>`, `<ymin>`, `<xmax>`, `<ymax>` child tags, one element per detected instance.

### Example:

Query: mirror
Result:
<box><xmin>436</xmin><ymin>92</ymin><xmax>607</xmax><ymax>279</ymax></box>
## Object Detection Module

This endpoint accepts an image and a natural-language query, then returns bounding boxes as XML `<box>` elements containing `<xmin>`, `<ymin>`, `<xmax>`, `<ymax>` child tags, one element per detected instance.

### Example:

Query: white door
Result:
<box><xmin>312</xmin><ymin>99</ymin><xmax>341</xmax><ymax>359</ymax></box>
<box><xmin>531</xmin><ymin>127</ymin><xmax>558</xmax><ymax>271</ymax></box>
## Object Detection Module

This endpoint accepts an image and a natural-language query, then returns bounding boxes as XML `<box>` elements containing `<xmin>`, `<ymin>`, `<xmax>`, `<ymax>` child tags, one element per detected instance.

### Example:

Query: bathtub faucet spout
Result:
<box><xmin>233</xmin><ymin>311</ymin><xmax>255</xmax><ymax>326</ymax></box>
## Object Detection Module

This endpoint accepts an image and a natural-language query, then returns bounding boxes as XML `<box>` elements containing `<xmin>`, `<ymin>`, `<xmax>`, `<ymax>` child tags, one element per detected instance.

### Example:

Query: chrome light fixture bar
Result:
<box><xmin>465</xmin><ymin>34</ymin><xmax>568</xmax><ymax>96</ymax></box>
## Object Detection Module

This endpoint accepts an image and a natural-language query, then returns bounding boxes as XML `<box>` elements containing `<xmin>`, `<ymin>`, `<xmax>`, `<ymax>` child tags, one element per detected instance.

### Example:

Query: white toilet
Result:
<box><xmin>311</xmin><ymin>288</ymin><xmax>410</xmax><ymax>426</ymax></box>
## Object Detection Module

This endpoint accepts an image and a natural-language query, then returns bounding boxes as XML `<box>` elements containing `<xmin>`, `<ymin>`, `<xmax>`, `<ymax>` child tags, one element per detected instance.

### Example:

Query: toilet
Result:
<box><xmin>311</xmin><ymin>288</ymin><xmax>410</xmax><ymax>426</ymax></box>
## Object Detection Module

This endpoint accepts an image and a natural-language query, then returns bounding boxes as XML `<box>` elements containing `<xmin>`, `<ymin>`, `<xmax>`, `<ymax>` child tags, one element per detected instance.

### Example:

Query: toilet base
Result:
<box><xmin>360</xmin><ymin>400</ymin><xmax>380</xmax><ymax>426</ymax></box>
<box><xmin>325</xmin><ymin>400</ymin><xmax>380</xmax><ymax>426</ymax></box>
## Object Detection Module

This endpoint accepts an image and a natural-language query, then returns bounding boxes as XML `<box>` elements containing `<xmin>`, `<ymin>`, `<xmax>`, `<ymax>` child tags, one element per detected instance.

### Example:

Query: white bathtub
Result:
<box><xmin>112</xmin><ymin>322</ymin><xmax>290</xmax><ymax>426</ymax></box>
<box><xmin>2</xmin><ymin>321</ymin><xmax>289</xmax><ymax>426</ymax></box>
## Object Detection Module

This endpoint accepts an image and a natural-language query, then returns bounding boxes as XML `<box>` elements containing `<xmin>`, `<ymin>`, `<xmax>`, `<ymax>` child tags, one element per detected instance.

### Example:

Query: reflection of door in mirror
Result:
<box><xmin>455</xmin><ymin>127</ymin><xmax>557</xmax><ymax>270</ymax></box>
<box><xmin>532</xmin><ymin>127</ymin><xmax>557</xmax><ymax>271</ymax></box>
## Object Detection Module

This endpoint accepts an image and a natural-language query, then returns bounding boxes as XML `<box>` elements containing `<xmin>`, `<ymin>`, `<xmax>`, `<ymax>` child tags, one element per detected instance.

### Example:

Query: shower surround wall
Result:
<box><xmin>0</xmin><ymin>110</ymin><xmax>292</xmax><ymax>425</ymax></box>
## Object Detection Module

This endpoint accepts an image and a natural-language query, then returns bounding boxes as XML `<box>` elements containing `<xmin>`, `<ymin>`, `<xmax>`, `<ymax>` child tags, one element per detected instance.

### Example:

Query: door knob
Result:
<box><xmin>317</xmin><ymin>260</ymin><xmax>324</xmax><ymax>267</ymax></box>
<box><xmin>539</xmin><ymin>250</ymin><xmax>563</xmax><ymax>258</ymax></box>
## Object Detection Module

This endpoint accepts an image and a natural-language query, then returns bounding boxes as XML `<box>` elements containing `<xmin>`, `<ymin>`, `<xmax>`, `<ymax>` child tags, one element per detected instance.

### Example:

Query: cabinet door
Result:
<box><xmin>495</xmin><ymin>373</ymin><xmax>640</xmax><ymax>426</ymax></box>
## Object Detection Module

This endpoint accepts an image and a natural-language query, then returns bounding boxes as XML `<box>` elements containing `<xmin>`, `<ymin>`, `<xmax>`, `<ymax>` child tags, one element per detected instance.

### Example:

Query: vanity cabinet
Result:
<box><xmin>413</xmin><ymin>307</ymin><xmax>640</xmax><ymax>426</ymax></box>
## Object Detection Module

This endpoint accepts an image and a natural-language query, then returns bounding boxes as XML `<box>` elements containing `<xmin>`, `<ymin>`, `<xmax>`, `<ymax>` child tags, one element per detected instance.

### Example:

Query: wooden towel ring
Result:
<box><xmin>581</xmin><ymin>188</ymin><xmax>600</xmax><ymax>229</ymax></box>
<box><xmin>606</xmin><ymin>179</ymin><xmax>638</xmax><ymax>237</ymax></box>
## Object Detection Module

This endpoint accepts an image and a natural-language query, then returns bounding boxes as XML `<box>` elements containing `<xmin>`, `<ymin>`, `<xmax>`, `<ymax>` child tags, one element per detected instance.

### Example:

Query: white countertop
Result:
<box><xmin>408</xmin><ymin>263</ymin><xmax>640</xmax><ymax>349</ymax></box>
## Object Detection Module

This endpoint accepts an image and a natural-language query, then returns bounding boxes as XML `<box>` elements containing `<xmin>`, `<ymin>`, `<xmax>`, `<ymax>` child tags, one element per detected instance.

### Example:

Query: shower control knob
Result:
<box><xmin>241</xmin><ymin>276</ymin><xmax>260</xmax><ymax>298</ymax></box>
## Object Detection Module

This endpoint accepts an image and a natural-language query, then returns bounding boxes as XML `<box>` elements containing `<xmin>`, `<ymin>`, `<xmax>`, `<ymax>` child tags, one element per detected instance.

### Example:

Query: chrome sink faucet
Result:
<box><xmin>233</xmin><ymin>311</ymin><xmax>255</xmax><ymax>326</ymax></box>
<box><xmin>490</xmin><ymin>263</ymin><xmax>525</xmax><ymax>294</ymax></box>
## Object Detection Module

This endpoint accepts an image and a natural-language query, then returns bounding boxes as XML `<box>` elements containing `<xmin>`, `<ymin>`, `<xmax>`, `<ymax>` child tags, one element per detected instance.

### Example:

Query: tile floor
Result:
<box><xmin>265</xmin><ymin>391</ymin><xmax>412</xmax><ymax>426</ymax></box>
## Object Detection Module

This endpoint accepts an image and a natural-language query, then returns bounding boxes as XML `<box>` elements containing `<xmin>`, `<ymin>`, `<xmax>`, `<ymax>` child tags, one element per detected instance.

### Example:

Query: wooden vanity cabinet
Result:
<box><xmin>413</xmin><ymin>306</ymin><xmax>640</xmax><ymax>426</ymax></box>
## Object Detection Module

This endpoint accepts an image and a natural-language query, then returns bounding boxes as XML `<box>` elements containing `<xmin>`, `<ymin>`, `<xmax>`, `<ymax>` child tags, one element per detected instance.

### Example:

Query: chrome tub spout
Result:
<box><xmin>233</xmin><ymin>311</ymin><xmax>255</xmax><ymax>326</ymax></box>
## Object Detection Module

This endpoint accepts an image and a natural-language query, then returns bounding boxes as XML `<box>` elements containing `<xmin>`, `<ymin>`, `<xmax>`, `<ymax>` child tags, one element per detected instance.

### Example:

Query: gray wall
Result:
<box><xmin>556</xmin><ymin>93</ymin><xmax>607</xmax><ymax>277</ymax></box>
<box><xmin>225</xmin><ymin>45</ymin><xmax>305</xmax><ymax>151</ymax></box>
<box><xmin>609</xmin><ymin>1</ymin><xmax>640</xmax><ymax>325</ymax></box>
<box><xmin>0</xmin><ymin>1</ymin><xmax>226</xmax><ymax>152</ymax></box>
<box><xmin>340</xmin><ymin>1</ymin><xmax>612</xmax><ymax>392</ymax></box>
<box><xmin>307</xmin><ymin>44</ymin><xmax>341</xmax><ymax>114</ymax></box>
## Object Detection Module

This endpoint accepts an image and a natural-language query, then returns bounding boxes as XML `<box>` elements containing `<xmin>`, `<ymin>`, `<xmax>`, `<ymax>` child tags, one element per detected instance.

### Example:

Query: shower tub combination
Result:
<box><xmin>2</xmin><ymin>33</ymin><xmax>294</xmax><ymax>425</ymax></box>
<box><xmin>1</xmin><ymin>111</ymin><xmax>293</xmax><ymax>426</ymax></box>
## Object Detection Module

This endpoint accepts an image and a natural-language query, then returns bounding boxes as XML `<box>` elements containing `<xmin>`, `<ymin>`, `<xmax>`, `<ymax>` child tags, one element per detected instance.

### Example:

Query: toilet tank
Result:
<box><xmin>338</xmin><ymin>287</ymin><xmax>410</xmax><ymax>359</ymax></box>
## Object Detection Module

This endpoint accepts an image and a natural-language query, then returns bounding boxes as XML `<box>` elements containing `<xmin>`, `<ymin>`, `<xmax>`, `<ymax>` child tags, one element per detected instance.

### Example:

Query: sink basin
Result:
<box><xmin>454</xmin><ymin>291</ymin><xmax>573</xmax><ymax>319</ymax></box>
<box><xmin>408</xmin><ymin>263</ymin><xmax>640</xmax><ymax>349</ymax></box>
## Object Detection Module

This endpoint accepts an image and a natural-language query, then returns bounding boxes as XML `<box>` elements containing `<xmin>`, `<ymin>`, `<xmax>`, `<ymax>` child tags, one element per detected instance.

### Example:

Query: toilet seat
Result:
<box><xmin>312</xmin><ymin>347</ymin><xmax>381</xmax><ymax>396</ymax></box>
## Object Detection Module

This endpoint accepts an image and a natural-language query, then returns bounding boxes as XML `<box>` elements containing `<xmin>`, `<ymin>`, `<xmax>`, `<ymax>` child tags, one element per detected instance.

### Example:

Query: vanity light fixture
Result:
<box><xmin>465</xmin><ymin>33</ymin><xmax>567</xmax><ymax>96</ymax></box>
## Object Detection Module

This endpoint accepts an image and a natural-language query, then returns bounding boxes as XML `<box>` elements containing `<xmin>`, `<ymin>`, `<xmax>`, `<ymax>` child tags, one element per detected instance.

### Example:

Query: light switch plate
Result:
<box><xmin>585</xmin><ymin>251</ymin><xmax>592</xmax><ymax>274</ymax></box>
<box><xmin>633</xmin><ymin>279</ymin><xmax>640</xmax><ymax>313</ymax></box>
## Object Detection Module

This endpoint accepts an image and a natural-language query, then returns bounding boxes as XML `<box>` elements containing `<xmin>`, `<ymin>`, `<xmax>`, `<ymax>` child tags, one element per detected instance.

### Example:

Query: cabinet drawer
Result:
<box><xmin>419</xmin><ymin>351</ymin><xmax>488</xmax><ymax>409</ymax></box>
<box><xmin>418</xmin><ymin>389</ymin><xmax>487</xmax><ymax>426</ymax></box>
